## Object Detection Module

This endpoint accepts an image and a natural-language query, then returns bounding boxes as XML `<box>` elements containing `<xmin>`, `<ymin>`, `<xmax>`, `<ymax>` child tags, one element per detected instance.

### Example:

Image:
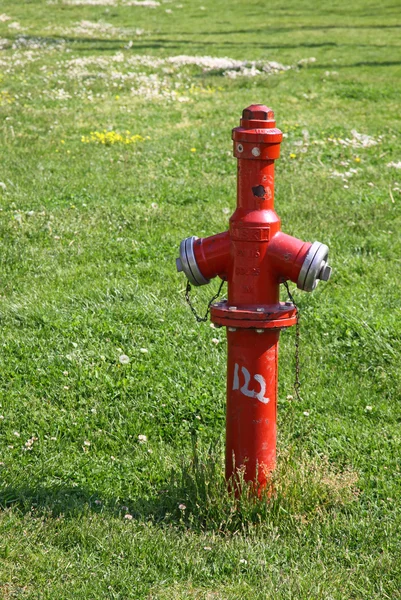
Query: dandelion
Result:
<box><xmin>290</xmin><ymin>153</ymin><xmax>297</xmax><ymax>159</ymax></box>
<box><xmin>354</xmin><ymin>157</ymin><xmax>361</xmax><ymax>163</ymax></box>
<box><xmin>190</xmin><ymin>147</ymin><xmax>196</xmax><ymax>152</ymax></box>
<box><xmin>81</xmin><ymin>130</ymin><xmax>147</xmax><ymax>145</ymax></box>
<box><xmin>138</xmin><ymin>434</ymin><xmax>147</xmax><ymax>443</ymax></box>
<box><xmin>119</xmin><ymin>354</ymin><xmax>130</xmax><ymax>364</ymax></box>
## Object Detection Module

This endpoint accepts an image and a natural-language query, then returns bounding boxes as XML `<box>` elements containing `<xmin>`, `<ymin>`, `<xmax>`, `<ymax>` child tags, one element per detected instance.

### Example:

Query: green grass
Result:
<box><xmin>0</xmin><ymin>0</ymin><xmax>401</xmax><ymax>597</ymax></box>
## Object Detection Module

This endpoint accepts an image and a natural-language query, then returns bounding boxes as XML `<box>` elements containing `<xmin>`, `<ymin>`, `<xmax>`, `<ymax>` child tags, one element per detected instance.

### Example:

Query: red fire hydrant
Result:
<box><xmin>176</xmin><ymin>105</ymin><xmax>331</xmax><ymax>489</ymax></box>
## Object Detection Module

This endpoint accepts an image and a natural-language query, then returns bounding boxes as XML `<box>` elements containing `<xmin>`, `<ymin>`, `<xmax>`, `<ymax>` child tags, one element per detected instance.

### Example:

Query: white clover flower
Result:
<box><xmin>138</xmin><ymin>434</ymin><xmax>147</xmax><ymax>443</ymax></box>
<box><xmin>119</xmin><ymin>354</ymin><xmax>130</xmax><ymax>364</ymax></box>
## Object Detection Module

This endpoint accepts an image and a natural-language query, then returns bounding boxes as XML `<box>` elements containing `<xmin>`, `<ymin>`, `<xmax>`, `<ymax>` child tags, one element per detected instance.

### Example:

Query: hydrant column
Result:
<box><xmin>226</xmin><ymin>328</ymin><xmax>280</xmax><ymax>482</ymax></box>
<box><xmin>176</xmin><ymin>104</ymin><xmax>332</xmax><ymax>490</ymax></box>
<box><xmin>218</xmin><ymin>106</ymin><xmax>293</xmax><ymax>486</ymax></box>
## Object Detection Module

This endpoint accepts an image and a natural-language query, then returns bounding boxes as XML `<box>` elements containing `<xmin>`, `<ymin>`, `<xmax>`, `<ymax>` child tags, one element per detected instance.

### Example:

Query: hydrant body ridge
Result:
<box><xmin>176</xmin><ymin>105</ymin><xmax>331</xmax><ymax>488</ymax></box>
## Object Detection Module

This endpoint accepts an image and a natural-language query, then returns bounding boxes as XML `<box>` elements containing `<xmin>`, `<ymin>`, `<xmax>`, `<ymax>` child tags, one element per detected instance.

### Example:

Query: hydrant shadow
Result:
<box><xmin>0</xmin><ymin>448</ymin><xmax>359</xmax><ymax>532</ymax></box>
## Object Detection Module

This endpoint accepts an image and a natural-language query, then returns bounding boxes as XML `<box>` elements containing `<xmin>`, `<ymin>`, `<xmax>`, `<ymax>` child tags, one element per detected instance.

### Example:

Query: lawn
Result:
<box><xmin>0</xmin><ymin>0</ymin><xmax>400</xmax><ymax>598</ymax></box>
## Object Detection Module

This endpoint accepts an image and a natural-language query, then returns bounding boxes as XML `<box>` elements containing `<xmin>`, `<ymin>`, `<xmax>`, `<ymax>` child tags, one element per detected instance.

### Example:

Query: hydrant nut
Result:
<box><xmin>319</xmin><ymin>263</ymin><xmax>332</xmax><ymax>281</ymax></box>
<box><xmin>251</xmin><ymin>147</ymin><xmax>261</xmax><ymax>157</ymax></box>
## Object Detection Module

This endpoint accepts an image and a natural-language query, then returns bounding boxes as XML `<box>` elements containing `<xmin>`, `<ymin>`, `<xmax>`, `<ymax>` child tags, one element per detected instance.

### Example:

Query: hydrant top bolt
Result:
<box><xmin>256</xmin><ymin>307</ymin><xmax>264</xmax><ymax>312</ymax></box>
<box><xmin>228</xmin><ymin>306</ymin><xmax>237</xmax><ymax>311</ymax></box>
<box><xmin>242</xmin><ymin>104</ymin><xmax>274</xmax><ymax>121</ymax></box>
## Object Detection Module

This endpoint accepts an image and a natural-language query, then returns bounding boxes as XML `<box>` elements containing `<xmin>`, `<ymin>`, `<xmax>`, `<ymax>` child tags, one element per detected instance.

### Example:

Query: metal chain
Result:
<box><xmin>282</xmin><ymin>280</ymin><xmax>302</xmax><ymax>401</ymax></box>
<box><xmin>185</xmin><ymin>279</ymin><xmax>226</xmax><ymax>323</ymax></box>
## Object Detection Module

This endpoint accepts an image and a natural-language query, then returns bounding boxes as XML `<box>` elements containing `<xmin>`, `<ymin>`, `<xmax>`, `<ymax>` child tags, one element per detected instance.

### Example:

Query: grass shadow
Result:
<box><xmin>0</xmin><ymin>443</ymin><xmax>359</xmax><ymax>533</ymax></box>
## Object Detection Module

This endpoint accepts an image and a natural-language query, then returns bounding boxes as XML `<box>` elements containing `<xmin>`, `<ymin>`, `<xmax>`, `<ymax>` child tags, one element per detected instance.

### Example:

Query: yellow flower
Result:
<box><xmin>290</xmin><ymin>153</ymin><xmax>297</xmax><ymax>159</ymax></box>
<box><xmin>80</xmin><ymin>130</ymin><xmax>148</xmax><ymax>146</ymax></box>
<box><xmin>354</xmin><ymin>157</ymin><xmax>361</xmax><ymax>162</ymax></box>
<box><xmin>190</xmin><ymin>148</ymin><xmax>196</xmax><ymax>152</ymax></box>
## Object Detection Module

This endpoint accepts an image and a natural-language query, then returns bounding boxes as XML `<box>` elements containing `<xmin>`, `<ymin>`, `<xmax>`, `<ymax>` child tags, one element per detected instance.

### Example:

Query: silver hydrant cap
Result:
<box><xmin>297</xmin><ymin>241</ymin><xmax>332</xmax><ymax>292</ymax></box>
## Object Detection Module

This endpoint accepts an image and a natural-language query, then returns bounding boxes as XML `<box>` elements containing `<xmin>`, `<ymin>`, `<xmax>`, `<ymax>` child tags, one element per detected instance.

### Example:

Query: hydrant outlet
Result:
<box><xmin>177</xmin><ymin>236</ymin><xmax>210</xmax><ymax>286</ymax></box>
<box><xmin>297</xmin><ymin>241</ymin><xmax>332</xmax><ymax>292</ymax></box>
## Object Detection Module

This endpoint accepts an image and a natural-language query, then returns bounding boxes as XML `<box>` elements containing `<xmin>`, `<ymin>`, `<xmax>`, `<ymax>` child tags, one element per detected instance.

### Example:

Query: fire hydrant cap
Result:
<box><xmin>176</xmin><ymin>236</ymin><xmax>210</xmax><ymax>286</ymax></box>
<box><xmin>242</xmin><ymin>105</ymin><xmax>275</xmax><ymax>121</ymax></box>
<box><xmin>297</xmin><ymin>241</ymin><xmax>332</xmax><ymax>292</ymax></box>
